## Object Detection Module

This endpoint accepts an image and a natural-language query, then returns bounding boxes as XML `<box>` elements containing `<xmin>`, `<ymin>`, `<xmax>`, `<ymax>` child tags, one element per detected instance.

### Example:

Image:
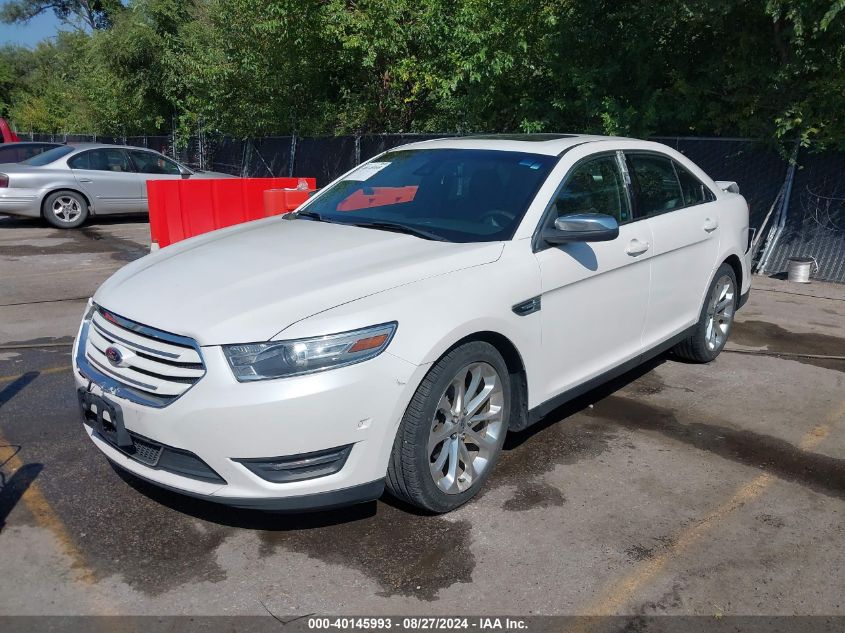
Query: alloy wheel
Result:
<box><xmin>705</xmin><ymin>274</ymin><xmax>735</xmax><ymax>351</ymax></box>
<box><xmin>428</xmin><ymin>362</ymin><xmax>505</xmax><ymax>494</ymax></box>
<box><xmin>52</xmin><ymin>195</ymin><xmax>82</xmax><ymax>223</ymax></box>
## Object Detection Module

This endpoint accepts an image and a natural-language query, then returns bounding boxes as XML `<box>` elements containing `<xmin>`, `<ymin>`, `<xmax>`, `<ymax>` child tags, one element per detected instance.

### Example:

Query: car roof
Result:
<box><xmin>64</xmin><ymin>142</ymin><xmax>161</xmax><ymax>152</ymax></box>
<box><xmin>0</xmin><ymin>141</ymin><xmax>63</xmax><ymax>147</ymax></box>
<box><xmin>392</xmin><ymin>133</ymin><xmax>638</xmax><ymax>156</ymax></box>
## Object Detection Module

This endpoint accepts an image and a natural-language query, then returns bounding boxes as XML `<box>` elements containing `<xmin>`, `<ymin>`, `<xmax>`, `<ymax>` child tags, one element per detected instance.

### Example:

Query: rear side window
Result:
<box><xmin>674</xmin><ymin>162</ymin><xmax>715</xmax><ymax>205</ymax></box>
<box><xmin>627</xmin><ymin>154</ymin><xmax>683</xmax><ymax>217</ymax></box>
<box><xmin>21</xmin><ymin>145</ymin><xmax>74</xmax><ymax>166</ymax></box>
<box><xmin>69</xmin><ymin>149</ymin><xmax>133</xmax><ymax>172</ymax></box>
<box><xmin>0</xmin><ymin>146</ymin><xmax>21</xmax><ymax>163</ymax></box>
<box><xmin>0</xmin><ymin>144</ymin><xmax>58</xmax><ymax>163</ymax></box>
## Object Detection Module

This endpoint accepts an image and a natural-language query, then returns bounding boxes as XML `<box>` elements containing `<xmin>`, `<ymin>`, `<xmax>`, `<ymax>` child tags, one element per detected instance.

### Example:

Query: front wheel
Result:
<box><xmin>672</xmin><ymin>263</ymin><xmax>738</xmax><ymax>363</ymax></box>
<box><xmin>43</xmin><ymin>190</ymin><xmax>89</xmax><ymax>229</ymax></box>
<box><xmin>386</xmin><ymin>341</ymin><xmax>510</xmax><ymax>513</ymax></box>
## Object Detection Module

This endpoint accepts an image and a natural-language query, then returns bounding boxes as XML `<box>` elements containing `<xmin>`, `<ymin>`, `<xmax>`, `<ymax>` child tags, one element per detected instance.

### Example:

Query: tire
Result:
<box><xmin>43</xmin><ymin>190</ymin><xmax>89</xmax><ymax>229</ymax></box>
<box><xmin>672</xmin><ymin>263</ymin><xmax>738</xmax><ymax>363</ymax></box>
<box><xmin>386</xmin><ymin>341</ymin><xmax>511</xmax><ymax>513</ymax></box>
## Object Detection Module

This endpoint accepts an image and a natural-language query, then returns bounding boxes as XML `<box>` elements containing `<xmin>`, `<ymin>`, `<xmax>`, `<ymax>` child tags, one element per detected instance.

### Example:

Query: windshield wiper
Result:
<box><xmin>345</xmin><ymin>221</ymin><xmax>449</xmax><ymax>242</ymax></box>
<box><xmin>293</xmin><ymin>210</ymin><xmax>326</xmax><ymax>222</ymax></box>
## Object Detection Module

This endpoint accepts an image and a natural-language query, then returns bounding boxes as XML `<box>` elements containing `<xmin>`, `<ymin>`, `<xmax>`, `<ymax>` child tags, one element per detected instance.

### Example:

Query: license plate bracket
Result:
<box><xmin>77</xmin><ymin>388</ymin><xmax>133</xmax><ymax>449</ymax></box>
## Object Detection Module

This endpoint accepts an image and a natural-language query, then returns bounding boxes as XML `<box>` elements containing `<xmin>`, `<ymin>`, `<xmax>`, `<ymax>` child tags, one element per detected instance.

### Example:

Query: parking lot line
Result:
<box><xmin>572</xmin><ymin>402</ymin><xmax>843</xmax><ymax>620</ymax></box>
<box><xmin>0</xmin><ymin>431</ymin><xmax>95</xmax><ymax>585</ymax></box>
<box><xmin>0</xmin><ymin>366</ymin><xmax>69</xmax><ymax>383</ymax></box>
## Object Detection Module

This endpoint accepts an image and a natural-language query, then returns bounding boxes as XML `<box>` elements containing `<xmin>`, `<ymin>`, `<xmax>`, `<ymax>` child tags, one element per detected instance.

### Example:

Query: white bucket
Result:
<box><xmin>787</xmin><ymin>256</ymin><xmax>819</xmax><ymax>283</ymax></box>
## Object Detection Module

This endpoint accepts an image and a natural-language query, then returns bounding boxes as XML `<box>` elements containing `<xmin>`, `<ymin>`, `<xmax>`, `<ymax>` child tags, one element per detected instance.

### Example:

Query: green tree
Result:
<box><xmin>0</xmin><ymin>0</ymin><xmax>124</xmax><ymax>31</ymax></box>
<box><xmin>1</xmin><ymin>0</ymin><xmax>843</xmax><ymax>145</ymax></box>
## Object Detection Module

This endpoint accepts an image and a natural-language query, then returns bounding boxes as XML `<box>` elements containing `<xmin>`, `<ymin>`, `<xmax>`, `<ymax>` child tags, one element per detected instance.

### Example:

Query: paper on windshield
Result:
<box><xmin>344</xmin><ymin>161</ymin><xmax>390</xmax><ymax>181</ymax></box>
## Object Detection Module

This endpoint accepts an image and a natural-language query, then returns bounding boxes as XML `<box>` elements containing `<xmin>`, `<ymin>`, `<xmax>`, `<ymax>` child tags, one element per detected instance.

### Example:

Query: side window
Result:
<box><xmin>23</xmin><ymin>145</ymin><xmax>47</xmax><ymax>160</ymax></box>
<box><xmin>0</xmin><ymin>147</ymin><xmax>19</xmax><ymax>163</ymax></box>
<box><xmin>68</xmin><ymin>149</ymin><xmax>132</xmax><ymax>172</ymax></box>
<box><xmin>552</xmin><ymin>155</ymin><xmax>631</xmax><ymax>224</ymax></box>
<box><xmin>67</xmin><ymin>152</ymin><xmax>90</xmax><ymax>170</ymax></box>
<box><xmin>627</xmin><ymin>153</ymin><xmax>683</xmax><ymax>217</ymax></box>
<box><xmin>129</xmin><ymin>150</ymin><xmax>182</xmax><ymax>175</ymax></box>
<box><xmin>674</xmin><ymin>161</ymin><xmax>714</xmax><ymax>205</ymax></box>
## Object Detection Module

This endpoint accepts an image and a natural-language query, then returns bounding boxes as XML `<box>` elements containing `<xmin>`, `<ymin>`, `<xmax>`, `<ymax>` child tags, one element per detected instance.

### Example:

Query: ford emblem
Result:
<box><xmin>105</xmin><ymin>346</ymin><xmax>123</xmax><ymax>367</ymax></box>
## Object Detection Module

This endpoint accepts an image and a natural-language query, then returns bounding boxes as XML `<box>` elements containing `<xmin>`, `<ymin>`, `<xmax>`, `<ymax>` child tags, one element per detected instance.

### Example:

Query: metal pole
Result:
<box><xmin>288</xmin><ymin>132</ymin><xmax>297</xmax><ymax>178</ymax></box>
<box><xmin>197</xmin><ymin>118</ymin><xmax>205</xmax><ymax>171</ymax></box>
<box><xmin>242</xmin><ymin>140</ymin><xmax>252</xmax><ymax>178</ymax></box>
<box><xmin>355</xmin><ymin>131</ymin><xmax>361</xmax><ymax>165</ymax></box>
<box><xmin>757</xmin><ymin>142</ymin><xmax>800</xmax><ymax>274</ymax></box>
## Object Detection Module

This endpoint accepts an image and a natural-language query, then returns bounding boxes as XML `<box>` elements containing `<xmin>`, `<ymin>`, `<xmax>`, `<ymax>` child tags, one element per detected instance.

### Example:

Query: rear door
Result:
<box><xmin>127</xmin><ymin>150</ymin><xmax>185</xmax><ymax>213</ymax></box>
<box><xmin>534</xmin><ymin>152</ymin><xmax>653</xmax><ymax>399</ymax></box>
<box><xmin>68</xmin><ymin>148</ymin><xmax>144</xmax><ymax>214</ymax></box>
<box><xmin>625</xmin><ymin>152</ymin><xmax>720</xmax><ymax>349</ymax></box>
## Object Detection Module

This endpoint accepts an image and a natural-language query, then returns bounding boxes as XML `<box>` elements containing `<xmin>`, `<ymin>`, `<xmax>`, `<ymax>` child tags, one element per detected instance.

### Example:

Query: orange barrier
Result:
<box><xmin>263</xmin><ymin>188</ymin><xmax>315</xmax><ymax>216</ymax></box>
<box><xmin>337</xmin><ymin>186</ymin><xmax>418</xmax><ymax>211</ymax></box>
<box><xmin>147</xmin><ymin>177</ymin><xmax>317</xmax><ymax>249</ymax></box>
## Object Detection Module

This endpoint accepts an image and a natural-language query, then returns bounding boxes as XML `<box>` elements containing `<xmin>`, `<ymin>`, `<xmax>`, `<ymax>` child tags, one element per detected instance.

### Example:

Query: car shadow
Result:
<box><xmin>504</xmin><ymin>354</ymin><xmax>667</xmax><ymax>451</ymax></box>
<box><xmin>0</xmin><ymin>449</ymin><xmax>43</xmax><ymax>531</ymax></box>
<box><xmin>0</xmin><ymin>372</ymin><xmax>40</xmax><ymax>409</ymax></box>
<box><xmin>0</xmin><ymin>214</ymin><xmax>148</xmax><ymax>229</ymax></box>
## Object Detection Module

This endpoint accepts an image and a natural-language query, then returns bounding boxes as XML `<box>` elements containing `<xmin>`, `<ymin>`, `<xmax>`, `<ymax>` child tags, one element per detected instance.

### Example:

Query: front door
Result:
<box><xmin>534</xmin><ymin>152</ymin><xmax>653</xmax><ymax>400</ymax></box>
<box><xmin>69</xmin><ymin>148</ymin><xmax>144</xmax><ymax>214</ymax></box>
<box><xmin>127</xmin><ymin>150</ymin><xmax>186</xmax><ymax>213</ymax></box>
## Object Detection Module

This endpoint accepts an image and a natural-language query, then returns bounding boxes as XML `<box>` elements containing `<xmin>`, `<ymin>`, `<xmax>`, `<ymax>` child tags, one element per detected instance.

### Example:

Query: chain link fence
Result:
<box><xmin>18</xmin><ymin>131</ymin><xmax>845</xmax><ymax>283</ymax></box>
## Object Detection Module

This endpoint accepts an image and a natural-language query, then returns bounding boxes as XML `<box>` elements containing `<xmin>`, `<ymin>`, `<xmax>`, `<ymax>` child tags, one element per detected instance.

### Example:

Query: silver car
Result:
<box><xmin>0</xmin><ymin>143</ymin><xmax>234</xmax><ymax>228</ymax></box>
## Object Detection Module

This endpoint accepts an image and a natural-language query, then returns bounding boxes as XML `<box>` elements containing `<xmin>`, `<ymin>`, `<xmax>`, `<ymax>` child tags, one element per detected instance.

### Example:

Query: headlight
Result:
<box><xmin>223</xmin><ymin>322</ymin><xmax>397</xmax><ymax>381</ymax></box>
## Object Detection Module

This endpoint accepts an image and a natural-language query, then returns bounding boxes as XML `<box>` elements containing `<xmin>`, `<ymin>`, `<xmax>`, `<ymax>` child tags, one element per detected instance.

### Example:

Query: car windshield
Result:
<box><xmin>298</xmin><ymin>148</ymin><xmax>557</xmax><ymax>242</ymax></box>
<box><xmin>21</xmin><ymin>145</ymin><xmax>74</xmax><ymax>166</ymax></box>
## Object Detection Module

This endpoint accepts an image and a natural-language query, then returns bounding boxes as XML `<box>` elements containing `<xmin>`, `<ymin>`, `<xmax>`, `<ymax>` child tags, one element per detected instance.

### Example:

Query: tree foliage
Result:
<box><xmin>0</xmin><ymin>0</ymin><xmax>124</xmax><ymax>31</ymax></box>
<box><xmin>0</xmin><ymin>0</ymin><xmax>842</xmax><ymax>146</ymax></box>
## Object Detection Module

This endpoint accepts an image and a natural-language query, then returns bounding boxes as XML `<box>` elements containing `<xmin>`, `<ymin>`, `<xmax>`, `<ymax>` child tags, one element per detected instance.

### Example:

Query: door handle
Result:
<box><xmin>703</xmin><ymin>218</ymin><xmax>718</xmax><ymax>232</ymax></box>
<box><xmin>625</xmin><ymin>239</ymin><xmax>650</xmax><ymax>256</ymax></box>
<box><xmin>78</xmin><ymin>179</ymin><xmax>93</xmax><ymax>183</ymax></box>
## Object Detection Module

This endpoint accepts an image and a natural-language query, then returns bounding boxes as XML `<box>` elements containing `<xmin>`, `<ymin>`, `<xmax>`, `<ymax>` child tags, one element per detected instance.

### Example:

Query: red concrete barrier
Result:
<box><xmin>147</xmin><ymin>177</ymin><xmax>317</xmax><ymax>249</ymax></box>
<box><xmin>263</xmin><ymin>188</ymin><xmax>315</xmax><ymax>217</ymax></box>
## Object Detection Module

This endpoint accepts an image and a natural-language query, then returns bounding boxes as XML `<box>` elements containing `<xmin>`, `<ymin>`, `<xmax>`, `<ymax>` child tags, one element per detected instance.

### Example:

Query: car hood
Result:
<box><xmin>94</xmin><ymin>217</ymin><xmax>504</xmax><ymax>345</ymax></box>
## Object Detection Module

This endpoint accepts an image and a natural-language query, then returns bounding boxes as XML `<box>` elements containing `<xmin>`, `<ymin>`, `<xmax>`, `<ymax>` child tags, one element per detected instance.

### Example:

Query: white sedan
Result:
<box><xmin>73</xmin><ymin>134</ymin><xmax>751</xmax><ymax>513</ymax></box>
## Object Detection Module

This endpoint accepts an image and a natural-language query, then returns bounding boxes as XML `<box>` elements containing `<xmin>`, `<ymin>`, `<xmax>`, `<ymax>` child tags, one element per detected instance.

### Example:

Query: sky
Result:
<box><xmin>0</xmin><ymin>11</ymin><xmax>64</xmax><ymax>48</ymax></box>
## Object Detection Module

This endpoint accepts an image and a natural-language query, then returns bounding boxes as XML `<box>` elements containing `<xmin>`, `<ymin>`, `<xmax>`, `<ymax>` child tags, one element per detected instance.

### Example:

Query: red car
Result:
<box><xmin>0</xmin><ymin>118</ymin><xmax>20</xmax><ymax>144</ymax></box>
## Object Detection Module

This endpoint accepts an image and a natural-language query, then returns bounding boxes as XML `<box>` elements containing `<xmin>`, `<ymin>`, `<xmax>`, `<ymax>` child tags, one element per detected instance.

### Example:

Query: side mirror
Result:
<box><xmin>179</xmin><ymin>165</ymin><xmax>192</xmax><ymax>179</ymax></box>
<box><xmin>542</xmin><ymin>213</ymin><xmax>619</xmax><ymax>245</ymax></box>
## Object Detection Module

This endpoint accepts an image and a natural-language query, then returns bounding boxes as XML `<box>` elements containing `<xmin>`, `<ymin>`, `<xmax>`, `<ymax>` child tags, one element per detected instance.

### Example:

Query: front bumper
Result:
<box><xmin>108</xmin><ymin>460</ymin><xmax>385</xmax><ymax>511</ymax></box>
<box><xmin>74</xmin><ymin>326</ymin><xmax>425</xmax><ymax>510</ymax></box>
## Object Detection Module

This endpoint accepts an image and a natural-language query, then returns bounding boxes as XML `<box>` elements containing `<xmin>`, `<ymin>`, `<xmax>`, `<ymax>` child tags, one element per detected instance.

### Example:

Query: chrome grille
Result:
<box><xmin>78</xmin><ymin>306</ymin><xmax>206</xmax><ymax>407</ymax></box>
